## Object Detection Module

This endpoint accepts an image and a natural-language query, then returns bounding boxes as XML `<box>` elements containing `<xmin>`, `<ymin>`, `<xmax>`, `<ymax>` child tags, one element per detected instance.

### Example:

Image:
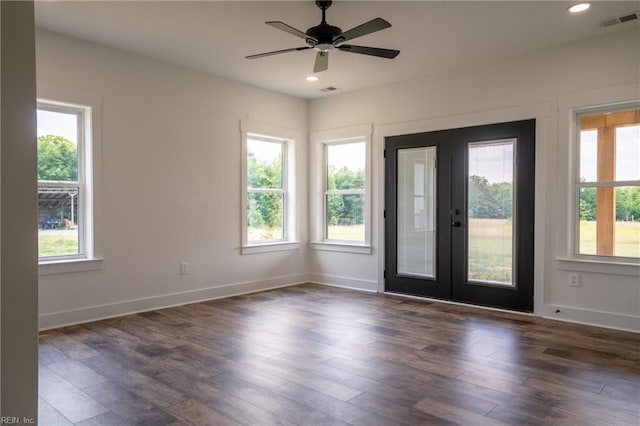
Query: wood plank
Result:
<box><xmin>349</xmin><ymin>392</ymin><xmax>456</xmax><ymax>425</ymax></box>
<box><xmin>46</xmin><ymin>359</ymin><xmax>108</xmax><ymax>389</ymax></box>
<box><xmin>597</xmin><ymin>125</ymin><xmax>616</xmax><ymax>255</ymax></box>
<box><xmin>38</xmin><ymin>284</ymin><xmax>639</xmax><ymax>425</ymax></box>
<box><xmin>163</xmin><ymin>399</ymin><xmax>237</xmax><ymax>426</ymax></box>
<box><xmin>82</xmin><ymin>381</ymin><xmax>177</xmax><ymax>425</ymax></box>
<box><xmin>212</xmin><ymin>371</ymin><xmax>348</xmax><ymax>426</ymax></box>
<box><xmin>39</xmin><ymin>366</ymin><xmax>109</xmax><ymax>423</ymax></box>
<box><xmin>273</xmin><ymin>382</ymin><xmax>396</xmax><ymax>425</ymax></box>
<box><xmin>581</xmin><ymin>110</ymin><xmax>640</xmax><ymax>129</ymax></box>
<box><xmin>38</xmin><ymin>396</ymin><xmax>74</xmax><ymax>426</ymax></box>
<box><xmin>414</xmin><ymin>397</ymin><xmax>507</xmax><ymax>426</ymax></box>
<box><xmin>74</xmin><ymin>411</ymin><xmax>127</xmax><ymax>426</ymax></box>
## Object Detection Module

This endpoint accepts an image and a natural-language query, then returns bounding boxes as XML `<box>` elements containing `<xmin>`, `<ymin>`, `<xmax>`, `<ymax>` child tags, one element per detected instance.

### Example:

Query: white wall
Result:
<box><xmin>36</xmin><ymin>26</ymin><xmax>639</xmax><ymax>332</ymax></box>
<box><xmin>309</xmin><ymin>28</ymin><xmax>640</xmax><ymax>331</ymax></box>
<box><xmin>1</xmin><ymin>1</ymin><xmax>39</xmax><ymax>419</ymax></box>
<box><xmin>36</xmin><ymin>30</ymin><xmax>309</xmax><ymax>329</ymax></box>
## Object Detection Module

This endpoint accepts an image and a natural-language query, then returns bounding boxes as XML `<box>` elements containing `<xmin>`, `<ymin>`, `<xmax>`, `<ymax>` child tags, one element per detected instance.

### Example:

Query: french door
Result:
<box><xmin>384</xmin><ymin>120</ymin><xmax>535</xmax><ymax>312</ymax></box>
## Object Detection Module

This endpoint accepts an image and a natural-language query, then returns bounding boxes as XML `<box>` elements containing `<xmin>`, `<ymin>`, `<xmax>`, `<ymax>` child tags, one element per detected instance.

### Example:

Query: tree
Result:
<box><xmin>492</xmin><ymin>182</ymin><xmax>513</xmax><ymax>219</ymax></box>
<box><xmin>37</xmin><ymin>135</ymin><xmax>77</xmax><ymax>181</ymax></box>
<box><xmin>247</xmin><ymin>152</ymin><xmax>282</xmax><ymax>229</ymax></box>
<box><xmin>616</xmin><ymin>186</ymin><xmax>640</xmax><ymax>220</ymax></box>
<box><xmin>579</xmin><ymin>187</ymin><xmax>596</xmax><ymax>221</ymax></box>
<box><xmin>327</xmin><ymin>166</ymin><xmax>365</xmax><ymax>225</ymax></box>
<box><xmin>468</xmin><ymin>175</ymin><xmax>513</xmax><ymax>219</ymax></box>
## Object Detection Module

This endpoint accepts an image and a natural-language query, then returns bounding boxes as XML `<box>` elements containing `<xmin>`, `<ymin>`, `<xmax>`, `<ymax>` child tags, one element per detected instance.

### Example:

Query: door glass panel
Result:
<box><xmin>397</xmin><ymin>147</ymin><xmax>437</xmax><ymax>278</ymax></box>
<box><xmin>467</xmin><ymin>140</ymin><xmax>516</xmax><ymax>286</ymax></box>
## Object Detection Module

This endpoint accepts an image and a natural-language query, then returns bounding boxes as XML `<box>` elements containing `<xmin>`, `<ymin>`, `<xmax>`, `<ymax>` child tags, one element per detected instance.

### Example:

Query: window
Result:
<box><xmin>324</xmin><ymin>140</ymin><xmax>366</xmax><ymax>242</ymax></box>
<box><xmin>247</xmin><ymin>137</ymin><xmax>286</xmax><ymax>243</ymax></box>
<box><xmin>575</xmin><ymin>105</ymin><xmax>640</xmax><ymax>259</ymax></box>
<box><xmin>241</xmin><ymin>121</ymin><xmax>298</xmax><ymax>254</ymax></box>
<box><xmin>311</xmin><ymin>125</ymin><xmax>371</xmax><ymax>253</ymax></box>
<box><xmin>37</xmin><ymin>100</ymin><xmax>94</xmax><ymax>263</ymax></box>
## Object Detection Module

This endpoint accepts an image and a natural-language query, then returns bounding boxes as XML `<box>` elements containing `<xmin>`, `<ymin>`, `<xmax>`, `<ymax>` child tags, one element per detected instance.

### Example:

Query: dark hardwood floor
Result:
<box><xmin>39</xmin><ymin>283</ymin><xmax>640</xmax><ymax>425</ymax></box>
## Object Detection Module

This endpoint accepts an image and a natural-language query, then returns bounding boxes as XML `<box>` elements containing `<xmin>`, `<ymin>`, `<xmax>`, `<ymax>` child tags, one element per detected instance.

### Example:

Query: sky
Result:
<box><xmin>247</xmin><ymin>138</ymin><xmax>282</xmax><ymax>164</ymax></box>
<box><xmin>327</xmin><ymin>142</ymin><xmax>365</xmax><ymax>171</ymax></box>
<box><xmin>468</xmin><ymin>140</ymin><xmax>514</xmax><ymax>184</ymax></box>
<box><xmin>37</xmin><ymin>109</ymin><xmax>78</xmax><ymax>144</ymax></box>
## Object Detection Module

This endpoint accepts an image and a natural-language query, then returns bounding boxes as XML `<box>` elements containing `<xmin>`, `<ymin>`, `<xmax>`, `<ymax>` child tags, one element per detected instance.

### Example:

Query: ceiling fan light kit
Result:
<box><xmin>246</xmin><ymin>0</ymin><xmax>400</xmax><ymax>73</ymax></box>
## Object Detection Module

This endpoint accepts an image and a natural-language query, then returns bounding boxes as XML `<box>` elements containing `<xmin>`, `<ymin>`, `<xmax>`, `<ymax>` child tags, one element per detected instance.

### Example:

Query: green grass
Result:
<box><xmin>38</xmin><ymin>232</ymin><xmax>78</xmax><ymax>257</ymax></box>
<box><xmin>579</xmin><ymin>220</ymin><xmax>640</xmax><ymax>258</ymax></box>
<box><xmin>468</xmin><ymin>218</ymin><xmax>513</xmax><ymax>283</ymax></box>
<box><xmin>247</xmin><ymin>227</ymin><xmax>283</xmax><ymax>242</ymax></box>
<box><xmin>327</xmin><ymin>224</ymin><xmax>365</xmax><ymax>241</ymax></box>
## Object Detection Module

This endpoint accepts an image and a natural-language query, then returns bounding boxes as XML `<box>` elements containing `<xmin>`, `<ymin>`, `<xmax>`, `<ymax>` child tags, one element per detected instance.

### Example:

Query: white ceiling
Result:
<box><xmin>34</xmin><ymin>1</ymin><xmax>639</xmax><ymax>99</ymax></box>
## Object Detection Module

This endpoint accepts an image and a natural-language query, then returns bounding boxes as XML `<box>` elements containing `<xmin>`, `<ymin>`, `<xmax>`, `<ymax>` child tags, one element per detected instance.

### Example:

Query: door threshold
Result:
<box><xmin>382</xmin><ymin>290</ymin><xmax>534</xmax><ymax>317</ymax></box>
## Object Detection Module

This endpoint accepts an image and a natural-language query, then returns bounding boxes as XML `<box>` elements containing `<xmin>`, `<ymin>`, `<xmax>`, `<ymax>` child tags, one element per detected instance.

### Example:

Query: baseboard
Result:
<box><xmin>541</xmin><ymin>304</ymin><xmax>640</xmax><ymax>333</ymax></box>
<box><xmin>39</xmin><ymin>273</ymin><xmax>309</xmax><ymax>330</ymax></box>
<box><xmin>308</xmin><ymin>273</ymin><xmax>378</xmax><ymax>292</ymax></box>
<box><xmin>40</xmin><ymin>274</ymin><xmax>638</xmax><ymax>334</ymax></box>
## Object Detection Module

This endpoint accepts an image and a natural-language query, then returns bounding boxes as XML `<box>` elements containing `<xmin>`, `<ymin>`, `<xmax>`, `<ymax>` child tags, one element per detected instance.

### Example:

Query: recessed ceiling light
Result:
<box><xmin>568</xmin><ymin>3</ymin><xmax>591</xmax><ymax>13</ymax></box>
<box><xmin>306</xmin><ymin>75</ymin><xmax>319</xmax><ymax>82</ymax></box>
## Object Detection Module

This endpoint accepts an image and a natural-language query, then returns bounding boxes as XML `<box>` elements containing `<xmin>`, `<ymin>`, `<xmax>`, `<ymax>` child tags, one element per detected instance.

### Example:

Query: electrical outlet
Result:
<box><xmin>180</xmin><ymin>262</ymin><xmax>189</xmax><ymax>275</ymax></box>
<box><xmin>569</xmin><ymin>272</ymin><xmax>581</xmax><ymax>287</ymax></box>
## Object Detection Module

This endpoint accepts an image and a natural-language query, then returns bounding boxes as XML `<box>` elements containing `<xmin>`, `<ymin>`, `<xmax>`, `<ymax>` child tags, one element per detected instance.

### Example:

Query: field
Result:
<box><xmin>38</xmin><ymin>230</ymin><xmax>78</xmax><ymax>257</ymax></box>
<box><xmin>327</xmin><ymin>224</ymin><xmax>365</xmax><ymax>241</ymax></box>
<box><xmin>578</xmin><ymin>220</ymin><xmax>640</xmax><ymax>258</ymax></box>
<box><xmin>248</xmin><ymin>225</ymin><xmax>365</xmax><ymax>243</ymax></box>
<box><xmin>41</xmin><ymin>221</ymin><xmax>639</xmax><ymax>261</ymax></box>
<box><xmin>468</xmin><ymin>218</ymin><xmax>513</xmax><ymax>283</ymax></box>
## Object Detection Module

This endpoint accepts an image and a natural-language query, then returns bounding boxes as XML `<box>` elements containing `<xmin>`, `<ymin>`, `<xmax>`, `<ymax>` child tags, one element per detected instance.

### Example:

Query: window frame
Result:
<box><xmin>311</xmin><ymin>124</ymin><xmax>372</xmax><ymax>254</ymax></box>
<box><xmin>37</xmin><ymin>102</ymin><xmax>87</xmax><ymax>261</ymax></box>
<box><xmin>37</xmin><ymin>97</ymin><xmax>102</xmax><ymax>273</ymax></box>
<box><xmin>246</xmin><ymin>136</ymin><xmax>287</xmax><ymax>244</ymax></box>
<box><xmin>556</xmin><ymin>84</ymin><xmax>640</xmax><ymax>274</ymax></box>
<box><xmin>323</xmin><ymin>138</ymin><xmax>367</xmax><ymax>242</ymax></box>
<box><xmin>240</xmin><ymin>120</ymin><xmax>299</xmax><ymax>255</ymax></box>
<box><xmin>573</xmin><ymin>103</ymin><xmax>640</xmax><ymax>261</ymax></box>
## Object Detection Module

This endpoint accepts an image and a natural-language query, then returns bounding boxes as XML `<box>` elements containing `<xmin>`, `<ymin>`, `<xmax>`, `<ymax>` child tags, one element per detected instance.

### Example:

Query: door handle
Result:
<box><xmin>451</xmin><ymin>221</ymin><xmax>461</xmax><ymax>227</ymax></box>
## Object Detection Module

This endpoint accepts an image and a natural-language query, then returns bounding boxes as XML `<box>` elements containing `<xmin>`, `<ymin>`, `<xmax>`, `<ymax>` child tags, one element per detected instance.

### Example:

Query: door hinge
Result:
<box><xmin>383</xmin><ymin>149</ymin><xmax>386</xmax><ymax>158</ymax></box>
<box><xmin>383</xmin><ymin>270</ymin><xmax>386</xmax><ymax>279</ymax></box>
<box><xmin>383</xmin><ymin>210</ymin><xmax>386</xmax><ymax>219</ymax></box>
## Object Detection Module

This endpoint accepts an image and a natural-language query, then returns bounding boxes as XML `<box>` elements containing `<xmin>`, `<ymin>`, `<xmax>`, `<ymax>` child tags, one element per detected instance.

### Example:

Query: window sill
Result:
<box><xmin>241</xmin><ymin>241</ymin><xmax>301</xmax><ymax>255</ymax></box>
<box><xmin>311</xmin><ymin>241</ymin><xmax>372</xmax><ymax>254</ymax></box>
<box><xmin>555</xmin><ymin>257</ymin><xmax>639</xmax><ymax>277</ymax></box>
<box><xmin>39</xmin><ymin>258</ymin><xmax>104</xmax><ymax>276</ymax></box>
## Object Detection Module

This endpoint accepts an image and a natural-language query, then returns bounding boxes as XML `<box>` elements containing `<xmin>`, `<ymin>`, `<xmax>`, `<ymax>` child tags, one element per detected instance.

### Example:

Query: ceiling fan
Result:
<box><xmin>246</xmin><ymin>0</ymin><xmax>400</xmax><ymax>73</ymax></box>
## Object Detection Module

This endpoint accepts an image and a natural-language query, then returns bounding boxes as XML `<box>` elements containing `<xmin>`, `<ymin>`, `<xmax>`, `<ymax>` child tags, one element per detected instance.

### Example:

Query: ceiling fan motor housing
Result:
<box><xmin>306</xmin><ymin>23</ymin><xmax>343</xmax><ymax>50</ymax></box>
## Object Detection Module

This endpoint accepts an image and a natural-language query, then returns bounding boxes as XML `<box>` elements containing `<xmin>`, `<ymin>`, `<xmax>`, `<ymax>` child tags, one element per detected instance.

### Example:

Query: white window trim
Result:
<box><xmin>240</xmin><ymin>120</ymin><xmax>300</xmax><ymax>255</ymax></box>
<box><xmin>557</xmin><ymin>84</ymin><xmax>639</xmax><ymax>274</ymax></box>
<box><xmin>37</xmin><ymin>93</ymin><xmax>103</xmax><ymax>275</ymax></box>
<box><xmin>311</xmin><ymin>124</ymin><xmax>372</xmax><ymax>254</ymax></box>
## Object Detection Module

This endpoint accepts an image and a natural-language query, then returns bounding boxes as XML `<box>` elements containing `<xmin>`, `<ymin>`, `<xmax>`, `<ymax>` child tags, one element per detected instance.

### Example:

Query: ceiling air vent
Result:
<box><xmin>320</xmin><ymin>86</ymin><xmax>339</xmax><ymax>92</ymax></box>
<box><xmin>601</xmin><ymin>11</ymin><xmax>639</xmax><ymax>28</ymax></box>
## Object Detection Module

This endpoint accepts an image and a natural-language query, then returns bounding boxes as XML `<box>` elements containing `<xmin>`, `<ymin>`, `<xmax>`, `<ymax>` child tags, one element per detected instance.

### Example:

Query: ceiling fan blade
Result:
<box><xmin>266</xmin><ymin>21</ymin><xmax>312</xmax><ymax>41</ymax></box>
<box><xmin>246</xmin><ymin>46</ymin><xmax>311</xmax><ymax>59</ymax></box>
<box><xmin>337</xmin><ymin>44</ymin><xmax>400</xmax><ymax>59</ymax></box>
<box><xmin>336</xmin><ymin>18</ymin><xmax>391</xmax><ymax>43</ymax></box>
<box><xmin>313</xmin><ymin>51</ymin><xmax>329</xmax><ymax>73</ymax></box>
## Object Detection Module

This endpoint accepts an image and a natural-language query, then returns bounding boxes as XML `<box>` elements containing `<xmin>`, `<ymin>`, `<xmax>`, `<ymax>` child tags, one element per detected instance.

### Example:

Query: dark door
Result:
<box><xmin>385</xmin><ymin>120</ymin><xmax>535</xmax><ymax>312</ymax></box>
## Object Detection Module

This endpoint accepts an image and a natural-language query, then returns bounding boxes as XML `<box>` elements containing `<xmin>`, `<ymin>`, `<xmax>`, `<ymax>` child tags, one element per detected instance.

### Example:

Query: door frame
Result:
<box><xmin>376</xmin><ymin>103</ymin><xmax>550</xmax><ymax>316</ymax></box>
